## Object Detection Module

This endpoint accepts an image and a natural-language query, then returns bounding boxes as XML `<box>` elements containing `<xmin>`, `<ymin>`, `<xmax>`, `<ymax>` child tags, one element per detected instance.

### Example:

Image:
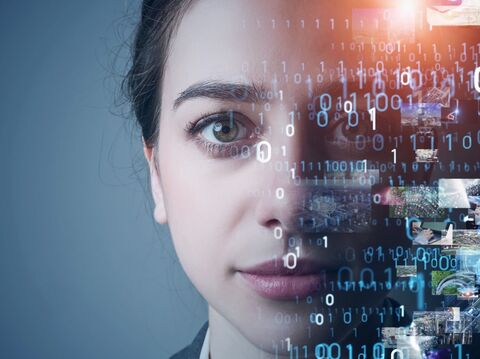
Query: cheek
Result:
<box><xmin>156</xmin><ymin>137</ymin><xmax>253</xmax><ymax>291</ymax></box>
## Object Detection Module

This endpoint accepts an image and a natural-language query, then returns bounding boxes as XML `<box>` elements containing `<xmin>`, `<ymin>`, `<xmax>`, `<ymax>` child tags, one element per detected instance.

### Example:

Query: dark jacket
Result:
<box><xmin>170</xmin><ymin>322</ymin><xmax>209</xmax><ymax>359</ymax></box>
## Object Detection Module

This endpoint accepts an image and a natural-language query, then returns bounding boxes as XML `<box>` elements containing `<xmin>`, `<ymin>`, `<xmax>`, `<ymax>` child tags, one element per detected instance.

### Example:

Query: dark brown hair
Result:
<box><xmin>125</xmin><ymin>0</ymin><xmax>194</xmax><ymax>148</ymax></box>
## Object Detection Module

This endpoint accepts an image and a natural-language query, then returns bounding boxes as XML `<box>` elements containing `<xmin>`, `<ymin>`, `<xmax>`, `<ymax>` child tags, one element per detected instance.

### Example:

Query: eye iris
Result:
<box><xmin>342</xmin><ymin>123</ymin><xmax>366</xmax><ymax>139</ymax></box>
<box><xmin>212</xmin><ymin>120</ymin><xmax>239</xmax><ymax>142</ymax></box>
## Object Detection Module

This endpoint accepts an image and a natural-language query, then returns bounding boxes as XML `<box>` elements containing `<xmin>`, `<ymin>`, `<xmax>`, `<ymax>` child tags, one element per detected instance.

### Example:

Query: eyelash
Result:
<box><xmin>185</xmin><ymin>111</ymin><xmax>221</xmax><ymax>135</ymax></box>
<box><xmin>185</xmin><ymin>111</ymin><xmax>257</xmax><ymax>158</ymax></box>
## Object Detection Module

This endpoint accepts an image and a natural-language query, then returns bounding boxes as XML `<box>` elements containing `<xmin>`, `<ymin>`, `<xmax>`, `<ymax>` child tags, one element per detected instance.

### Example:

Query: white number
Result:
<box><xmin>283</xmin><ymin>246</ymin><xmax>300</xmax><ymax>269</ymax></box>
<box><xmin>474</xmin><ymin>67</ymin><xmax>480</xmax><ymax>93</ymax></box>
<box><xmin>400</xmin><ymin>70</ymin><xmax>411</xmax><ymax>86</ymax></box>
<box><xmin>369</xmin><ymin>107</ymin><xmax>376</xmax><ymax>131</ymax></box>
<box><xmin>275</xmin><ymin>187</ymin><xmax>285</xmax><ymax>200</ymax></box>
<box><xmin>285</xmin><ymin>337</ymin><xmax>291</xmax><ymax>351</ymax></box>
<box><xmin>274</xmin><ymin>226</ymin><xmax>283</xmax><ymax>239</ymax></box>
<box><xmin>286</xmin><ymin>123</ymin><xmax>295</xmax><ymax>137</ymax></box>
<box><xmin>343</xmin><ymin>100</ymin><xmax>353</xmax><ymax>113</ymax></box>
<box><xmin>256</xmin><ymin>141</ymin><xmax>272</xmax><ymax>163</ymax></box>
<box><xmin>312</xmin><ymin>313</ymin><xmax>324</xmax><ymax>326</ymax></box>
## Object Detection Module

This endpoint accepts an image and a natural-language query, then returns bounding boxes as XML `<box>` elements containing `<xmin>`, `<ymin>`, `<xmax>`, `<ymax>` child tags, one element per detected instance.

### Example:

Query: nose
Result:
<box><xmin>253</xmin><ymin>109</ymin><xmax>322</xmax><ymax>235</ymax></box>
<box><xmin>254</xmin><ymin>175</ymin><xmax>303</xmax><ymax>234</ymax></box>
<box><xmin>253</xmin><ymin>107</ymin><xmax>373</xmax><ymax>237</ymax></box>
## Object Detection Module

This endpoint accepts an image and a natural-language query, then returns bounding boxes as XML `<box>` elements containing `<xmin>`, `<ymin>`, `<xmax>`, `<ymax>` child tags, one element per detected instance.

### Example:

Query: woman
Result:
<box><xmin>124</xmin><ymin>0</ymin><xmax>479</xmax><ymax>358</ymax></box>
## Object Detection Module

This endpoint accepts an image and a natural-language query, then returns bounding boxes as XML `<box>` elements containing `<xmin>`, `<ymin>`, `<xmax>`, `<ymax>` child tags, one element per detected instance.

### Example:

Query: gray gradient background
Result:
<box><xmin>0</xmin><ymin>1</ymin><xmax>207</xmax><ymax>358</ymax></box>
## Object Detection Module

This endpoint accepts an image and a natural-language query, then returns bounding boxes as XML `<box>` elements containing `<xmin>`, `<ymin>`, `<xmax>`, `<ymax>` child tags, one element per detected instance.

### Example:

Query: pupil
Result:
<box><xmin>212</xmin><ymin>119</ymin><xmax>238</xmax><ymax>142</ymax></box>
<box><xmin>221</xmin><ymin>125</ymin><xmax>230</xmax><ymax>134</ymax></box>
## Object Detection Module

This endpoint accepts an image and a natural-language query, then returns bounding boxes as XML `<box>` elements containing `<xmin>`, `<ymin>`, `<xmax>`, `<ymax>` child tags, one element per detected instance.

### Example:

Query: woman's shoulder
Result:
<box><xmin>170</xmin><ymin>322</ymin><xmax>209</xmax><ymax>359</ymax></box>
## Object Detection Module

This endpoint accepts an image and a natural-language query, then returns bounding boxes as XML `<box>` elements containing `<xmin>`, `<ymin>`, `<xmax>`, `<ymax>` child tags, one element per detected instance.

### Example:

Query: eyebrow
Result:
<box><xmin>173</xmin><ymin>80</ymin><xmax>266</xmax><ymax>109</ymax></box>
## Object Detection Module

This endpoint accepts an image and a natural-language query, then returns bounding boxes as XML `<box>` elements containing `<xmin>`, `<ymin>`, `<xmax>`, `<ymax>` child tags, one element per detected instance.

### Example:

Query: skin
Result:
<box><xmin>143</xmin><ymin>0</ymin><xmax>404</xmax><ymax>357</ymax></box>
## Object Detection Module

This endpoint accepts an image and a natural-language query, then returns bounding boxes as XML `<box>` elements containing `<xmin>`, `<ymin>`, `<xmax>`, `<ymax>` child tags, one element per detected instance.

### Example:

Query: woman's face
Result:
<box><xmin>147</xmin><ymin>0</ymin><xmax>398</xmax><ymax>354</ymax></box>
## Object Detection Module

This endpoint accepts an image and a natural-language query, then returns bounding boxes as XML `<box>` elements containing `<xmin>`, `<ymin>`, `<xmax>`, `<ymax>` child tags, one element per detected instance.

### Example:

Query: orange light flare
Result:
<box><xmin>398</xmin><ymin>0</ymin><xmax>421</xmax><ymax>13</ymax></box>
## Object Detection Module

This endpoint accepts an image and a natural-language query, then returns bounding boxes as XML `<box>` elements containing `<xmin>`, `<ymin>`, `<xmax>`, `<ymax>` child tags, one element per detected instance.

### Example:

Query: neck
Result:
<box><xmin>208</xmin><ymin>306</ymin><xmax>291</xmax><ymax>359</ymax></box>
<box><xmin>207</xmin><ymin>296</ymin><xmax>400</xmax><ymax>358</ymax></box>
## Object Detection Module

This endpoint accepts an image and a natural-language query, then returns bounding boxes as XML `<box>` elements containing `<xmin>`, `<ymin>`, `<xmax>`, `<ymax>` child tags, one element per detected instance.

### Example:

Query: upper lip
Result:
<box><xmin>237</xmin><ymin>258</ymin><xmax>336</xmax><ymax>276</ymax></box>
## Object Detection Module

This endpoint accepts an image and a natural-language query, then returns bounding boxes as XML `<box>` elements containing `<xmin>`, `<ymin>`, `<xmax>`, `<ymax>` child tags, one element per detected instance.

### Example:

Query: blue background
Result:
<box><xmin>0</xmin><ymin>1</ymin><xmax>207</xmax><ymax>358</ymax></box>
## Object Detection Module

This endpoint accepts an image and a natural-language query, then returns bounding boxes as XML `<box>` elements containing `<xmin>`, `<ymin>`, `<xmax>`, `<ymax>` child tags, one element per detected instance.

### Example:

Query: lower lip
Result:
<box><xmin>238</xmin><ymin>272</ymin><xmax>326</xmax><ymax>300</ymax></box>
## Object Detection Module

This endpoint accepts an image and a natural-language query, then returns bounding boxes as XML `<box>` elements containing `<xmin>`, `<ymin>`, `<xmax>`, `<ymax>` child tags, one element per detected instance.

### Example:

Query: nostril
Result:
<box><xmin>265</xmin><ymin>218</ymin><xmax>281</xmax><ymax>229</ymax></box>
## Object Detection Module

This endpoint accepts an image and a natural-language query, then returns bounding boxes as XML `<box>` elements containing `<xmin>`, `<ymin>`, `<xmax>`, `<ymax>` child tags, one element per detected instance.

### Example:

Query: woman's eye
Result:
<box><xmin>329</xmin><ymin>112</ymin><xmax>371</xmax><ymax>143</ymax></box>
<box><xmin>185</xmin><ymin>111</ymin><xmax>259</xmax><ymax>158</ymax></box>
<box><xmin>198</xmin><ymin>113</ymin><xmax>250</xmax><ymax>144</ymax></box>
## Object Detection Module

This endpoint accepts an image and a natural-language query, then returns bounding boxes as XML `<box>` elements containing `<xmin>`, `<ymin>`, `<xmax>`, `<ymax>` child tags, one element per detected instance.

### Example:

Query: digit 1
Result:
<box><xmin>323</xmin><ymin>235</ymin><xmax>328</xmax><ymax>248</ymax></box>
<box><xmin>368</xmin><ymin>107</ymin><xmax>376</xmax><ymax>130</ymax></box>
<box><xmin>410</xmin><ymin>133</ymin><xmax>417</xmax><ymax>151</ymax></box>
<box><xmin>285</xmin><ymin>337</ymin><xmax>291</xmax><ymax>351</ymax></box>
<box><xmin>391</xmin><ymin>148</ymin><xmax>397</xmax><ymax>164</ymax></box>
<box><xmin>258</xmin><ymin>112</ymin><xmax>264</xmax><ymax>126</ymax></box>
<box><xmin>346</xmin><ymin>344</ymin><xmax>353</xmax><ymax>359</ymax></box>
<box><xmin>445</xmin><ymin>133</ymin><xmax>452</xmax><ymax>151</ymax></box>
<box><xmin>455</xmin><ymin>343</ymin><xmax>462</xmax><ymax>358</ymax></box>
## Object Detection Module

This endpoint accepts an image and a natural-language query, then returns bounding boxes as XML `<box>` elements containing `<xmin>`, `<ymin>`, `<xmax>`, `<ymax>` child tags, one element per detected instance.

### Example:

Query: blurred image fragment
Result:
<box><xmin>427</xmin><ymin>0</ymin><xmax>480</xmax><ymax>26</ymax></box>
<box><xmin>352</xmin><ymin>7</ymin><xmax>416</xmax><ymax>44</ymax></box>
<box><xmin>415</xmin><ymin>87</ymin><xmax>451</xmax><ymax>108</ymax></box>
<box><xmin>396</xmin><ymin>265</ymin><xmax>418</xmax><ymax>277</ymax></box>
<box><xmin>412</xmin><ymin>221</ymin><xmax>452</xmax><ymax>245</ymax></box>
<box><xmin>415</xmin><ymin>149</ymin><xmax>439</xmax><ymax>163</ymax></box>
<box><xmin>431</xmin><ymin>269</ymin><xmax>479</xmax><ymax>301</ymax></box>
<box><xmin>300</xmin><ymin>186</ymin><xmax>371</xmax><ymax>233</ymax></box>
<box><xmin>298</xmin><ymin>172</ymin><xmax>378</xmax><ymax>233</ymax></box>
<box><xmin>447</xmin><ymin>230</ymin><xmax>480</xmax><ymax>249</ymax></box>
<box><xmin>438</xmin><ymin>179</ymin><xmax>480</xmax><ymax>208</ymax></box>
<box><xmin>401</xmin><ymin>103</ymin><xmax>442</xmax><ymax>127</ymax></box>
<box><xmin>381</xmin><ymin>323</ymin><xmax>437</xmax><ymax>358</ymax></box>
<box><xmin>389</xmin><ymin>186</ymin><xmax>446</xmax><ymax>219</ymax></box>
<box><xmin>431</xmin><ymin>270</ymin><xmax>460</xmax><ymax>295</ymax></box>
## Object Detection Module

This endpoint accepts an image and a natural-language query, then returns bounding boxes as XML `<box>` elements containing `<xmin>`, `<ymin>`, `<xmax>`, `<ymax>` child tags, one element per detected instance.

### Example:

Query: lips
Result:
<box><xmin>237</xmin><ymin>258</ymin><xmax>336</xmax><ymax>300</ymax></box>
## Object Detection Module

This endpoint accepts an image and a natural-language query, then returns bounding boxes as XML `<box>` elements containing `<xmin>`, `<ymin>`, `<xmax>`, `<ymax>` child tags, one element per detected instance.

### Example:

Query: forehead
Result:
<box><xmin>162</xmin><ymin>0</ymin><xmax>350</xmax><ymax>101</ymax></box>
